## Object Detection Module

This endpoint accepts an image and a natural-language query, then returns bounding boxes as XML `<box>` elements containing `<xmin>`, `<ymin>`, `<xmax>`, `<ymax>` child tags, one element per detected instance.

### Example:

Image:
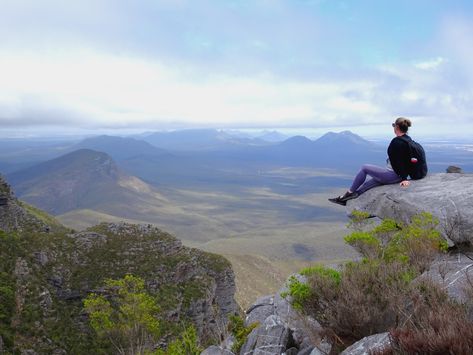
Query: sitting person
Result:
<box><xmin>329</xmin><ymin>117</ymin><xmax>427</xmax><ymax>206</ymax></box>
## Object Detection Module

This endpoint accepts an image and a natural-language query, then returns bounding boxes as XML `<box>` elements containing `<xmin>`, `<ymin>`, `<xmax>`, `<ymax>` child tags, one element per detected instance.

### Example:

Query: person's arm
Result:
<box><xmin>388</xmin><ymin>138</ymin><xmax>410</xmax><ymax>184</ymax></box>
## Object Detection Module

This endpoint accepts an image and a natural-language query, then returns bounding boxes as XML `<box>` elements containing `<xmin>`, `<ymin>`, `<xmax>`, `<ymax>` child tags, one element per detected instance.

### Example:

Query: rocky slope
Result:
<box><xmin>0</xmin><ymin>175</ymin><xmax>238</xmax><ymax>353</ymax></box>
<box><xmin>203</xmin><ymin>172</ymin><xmax>473</xmax><ymax>355</ymax></box>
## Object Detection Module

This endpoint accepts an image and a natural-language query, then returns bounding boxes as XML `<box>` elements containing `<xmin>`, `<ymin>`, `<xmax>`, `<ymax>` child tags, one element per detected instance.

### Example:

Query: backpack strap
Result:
<box><xmin>397</xmin><ymin>135</ymin><xmax>414</xmax><ymax>153</ymax></box>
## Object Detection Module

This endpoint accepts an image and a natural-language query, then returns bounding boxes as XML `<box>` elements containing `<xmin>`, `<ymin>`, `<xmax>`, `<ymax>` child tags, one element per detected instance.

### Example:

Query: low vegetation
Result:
<box><xmin>228</xmin><ymin>314</ymin><xmax>260</xmax><ymax>354</ymax></box>
<box><xmin>0</xmin><ymin>200</ymin><xmax>233</xmax><ymax>354</ymax></box>
<box><xmin>283</xmin><ymin>212</ymin><xmax>472</xmax><ymax>353</ymax></box>
<box><xmin>84</xmin><ymin>274</ymin><xmax>202</xmax><ymax>355</ymax></box>
<box><xmin>0</xmin><ymin>231</ymin><xmax>19</xmax><ymax>350</ymax></box>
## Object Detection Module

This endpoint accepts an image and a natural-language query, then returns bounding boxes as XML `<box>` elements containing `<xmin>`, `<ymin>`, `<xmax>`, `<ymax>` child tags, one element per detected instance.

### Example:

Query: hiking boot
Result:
<box><xmin>339</xmin><ymin>191</ymin><xmax>359</xmax><ymax>202</ymax></box>
<box><xmin>328</xmin><ymin>196</ymin><xmax>347</xmax><ymax>206</ymax></box>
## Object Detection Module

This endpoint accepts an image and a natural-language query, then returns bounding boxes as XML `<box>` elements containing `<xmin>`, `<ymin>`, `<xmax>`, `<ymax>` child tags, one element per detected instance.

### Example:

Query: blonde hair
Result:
<box><xmin>395</xmin><ymin>117</ymin><xmax>412</xmax><ymax>133</ymax></box>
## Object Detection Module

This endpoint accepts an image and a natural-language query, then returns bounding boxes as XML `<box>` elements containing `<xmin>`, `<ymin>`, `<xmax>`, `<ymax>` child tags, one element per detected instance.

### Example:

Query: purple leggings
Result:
<box><xmin>350</xmin><ymin>164</ymin><xmax>402</xmax><ymax>194</ymax></box>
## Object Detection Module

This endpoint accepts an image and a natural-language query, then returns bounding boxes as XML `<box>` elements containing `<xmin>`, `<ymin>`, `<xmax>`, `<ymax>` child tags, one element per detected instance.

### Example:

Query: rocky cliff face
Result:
<box><xmin>347</xmin><ymin>173</ymin><xmax>473</xmax><ymax>246</ymax></box>
<box><xmin>0</xmin><ymin>175</ymin><xmax>49</xmax><ymax>233</ymax></box>
<box><xmin>0</xmin><ymin>175</ymin><xmax>238</xmax><ymax>353</ymax></box>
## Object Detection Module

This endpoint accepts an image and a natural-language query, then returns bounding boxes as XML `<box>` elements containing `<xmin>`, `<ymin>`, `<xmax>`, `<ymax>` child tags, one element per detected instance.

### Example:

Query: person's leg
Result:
<box><xmin>353</xmin><ymin>164</ymin><xmax>402</xmax><ymax>194</ymax></box>
<box><xmin>330</xmin><ymin>164</ymin><xmax>401</xmax><ymax>205</ymax></box>
<box><xmin>355</xmin><ymin>177</ymin><xmax>383</xmax><ymax>193</ymax></box>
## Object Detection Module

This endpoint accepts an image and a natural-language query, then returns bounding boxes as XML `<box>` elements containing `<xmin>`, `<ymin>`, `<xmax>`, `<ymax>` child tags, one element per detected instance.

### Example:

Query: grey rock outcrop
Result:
<box><xmin>446</xmin><ymin>165</ymin><xmax>463</xmax><ymax>173</ymax></box>
<box><xmin>0</xmin><ymin>175</ymin><xmax>48</xmax><ymax>232</ymax></box>
<box><xmin>340</xmin><ymin>332</ymin><xmax>391</xmax><ymax>355</ymax></box>
<box><xmin>347</xmin><ymin>173</ymin><xmax>473</xmax><ymax>245</ymax></box>
<box><xmin>240</xmin><ymin>315</ymin><xmax>293</xmax><ymax>355</ymax></box>
<box><xmin>233</xmin><ymin>275</ymin><xmax>330</xmax><ymax>355</ymax></box>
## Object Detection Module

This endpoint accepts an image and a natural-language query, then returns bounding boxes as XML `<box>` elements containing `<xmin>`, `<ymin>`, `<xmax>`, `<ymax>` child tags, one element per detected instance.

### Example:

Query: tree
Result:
<box><xmin>84</xmin><ymin>274</ymin><xmax>160</xmax><ymax>355</ymax></box>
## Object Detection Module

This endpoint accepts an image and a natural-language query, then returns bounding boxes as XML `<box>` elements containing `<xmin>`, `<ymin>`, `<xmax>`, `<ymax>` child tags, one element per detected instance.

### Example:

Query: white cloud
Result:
<box><xmin>414</xmin><ymin>57</ymin><xmax>445</xmax><ymax>70</ymax></box>
<box><xmin>0</xmin><ymin>49</ymin><xmax>386</xmax><ymax>129</ymax></box>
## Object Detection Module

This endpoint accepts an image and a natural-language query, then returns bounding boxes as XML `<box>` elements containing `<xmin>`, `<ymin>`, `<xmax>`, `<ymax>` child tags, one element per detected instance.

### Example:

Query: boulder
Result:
<box><xmin>446</xmin><ymin>166</ymin><xmax>463</xmax><ymax>173</ymax></box>
<box><xmin>245</xmin><ymin>295</ymin><xmax>274</xmax><ymax>326</ymax></box>
<box><xmin>240</xmin><ymin>315</ymin><xmax>293</xmax><ymax>355</ymax></box>
<box><xmin>340</xmin><ymin>332</ymin><xmax>391</xmax><ymax>355</ymax></box>
<box><xmin>239</xmin><ymin>275</ymin><xmax>330</xmax><ymax>355</ymax></box>
<box><xmin>347</xmin><ymin>173</ymin><xmax>473</xmax><ymax>246</ymax></box>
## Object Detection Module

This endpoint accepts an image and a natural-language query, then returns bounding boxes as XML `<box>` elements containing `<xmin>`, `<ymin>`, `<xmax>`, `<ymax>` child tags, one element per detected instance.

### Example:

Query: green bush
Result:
<box><xmin>229</xmin><ymin>314</ymin><xmax>259</xmax><ymax>354</ymax></box>
<box><xmin>300</xmin><ymin>265</ymin><xmax>341</xmax><ymax>285</ymax></box>
<box><xmin>84</xmin><ymin>274</ymin><xmax>161</xmax><ymax>354</ymax></box>
<box><xmin>344</xmin><ymin>231</ymin><xmax>381</xmax><ymax>259</ymax></box>
<box><xmin>154</xmin><ymin>325</ymin><xmax>202</xmax><ymax>355</ymax></box>
<box><xmin>281</xmin><ymin>276</ymin><xmax>312</xmax><ymax>311</ymax></box>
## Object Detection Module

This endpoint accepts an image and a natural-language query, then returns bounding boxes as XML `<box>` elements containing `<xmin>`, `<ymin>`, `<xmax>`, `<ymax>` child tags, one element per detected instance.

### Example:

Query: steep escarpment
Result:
<box><xmin>0</xmin><ymin>175</ymin><xmax>52</xmax><ymax>233</ymax></box>
<box><xmin>0</xmin><ymin>175</ymin><xmax>238</xmax><ymax>354</ymax></box>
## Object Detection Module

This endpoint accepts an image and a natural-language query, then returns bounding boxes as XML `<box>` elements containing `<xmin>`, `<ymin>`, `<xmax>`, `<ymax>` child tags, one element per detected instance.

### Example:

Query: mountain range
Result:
<box><xmin>2</xmin><ymin>128</ymin><xmax>471</xmax><ymax>312</ymax></box>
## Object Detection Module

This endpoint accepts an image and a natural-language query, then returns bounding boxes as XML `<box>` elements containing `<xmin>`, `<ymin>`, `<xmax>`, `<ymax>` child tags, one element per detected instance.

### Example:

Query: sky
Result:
<box><xmin>1</xmin><ymin>0</ymin><xmax>473</xmax><ymax>138</ymax></box>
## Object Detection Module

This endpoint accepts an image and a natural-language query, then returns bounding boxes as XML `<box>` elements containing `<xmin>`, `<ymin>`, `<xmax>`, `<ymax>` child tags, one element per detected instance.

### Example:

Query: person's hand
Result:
<box><xmin>400</xmin><ymin>180</ymin><xmax>410</xmax><ymax>187</ymax></box>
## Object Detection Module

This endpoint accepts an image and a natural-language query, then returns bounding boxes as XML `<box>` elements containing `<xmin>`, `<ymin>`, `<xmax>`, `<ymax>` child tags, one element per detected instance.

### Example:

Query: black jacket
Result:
<box><xmin>387</xmin><ymin>135</ymin><xmax>411</xmax><ymax>180</ymax></box>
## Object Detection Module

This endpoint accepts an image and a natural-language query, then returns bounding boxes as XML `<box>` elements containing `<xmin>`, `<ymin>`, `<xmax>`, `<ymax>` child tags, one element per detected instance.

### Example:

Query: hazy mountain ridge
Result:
<box><xmin>73</xmin><ymin>135</ymin><xmax>171</xmax><ymax>161</ymax></box>
<box><xmin>2</xmin><ymin>130</ymin><xmax>472</xmax><ymax>177</ymax></box>
<box><xmin>142</xmin><ymin>128</ymin><xmax>269</xmax><ymax>151</ymax></box>
<box><xmin>7</xmin><ymin>149</ymin><xmax>171</xmax><ymax>215</ymax></box>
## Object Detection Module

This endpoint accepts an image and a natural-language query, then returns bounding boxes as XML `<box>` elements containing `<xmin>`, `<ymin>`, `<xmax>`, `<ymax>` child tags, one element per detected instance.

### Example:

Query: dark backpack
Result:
<box><xmin>399</xmin><ymin>135</ymin><xmax>428</xmax><ymax>180</ymax></box>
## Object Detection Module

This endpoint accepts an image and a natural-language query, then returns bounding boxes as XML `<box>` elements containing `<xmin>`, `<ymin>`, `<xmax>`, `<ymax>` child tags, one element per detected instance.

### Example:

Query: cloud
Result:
<box><xmin>414</xmin><ymin>57</ymin><xmax>445</xmax><ymax>70</ymax></box>
<box><xmin>0</xmin><ymin>49</ymin><xmax>387</xmax><ymax>129</ymax></box>
<box><xmin>0</xmin><ymin>1</ymin><xmax>472</xmax><ymax>137</ymax></box>
<box><xmin>1</xmin><ymin>45</ymin><xmax>472</xmax><ymax>135</ymax></box>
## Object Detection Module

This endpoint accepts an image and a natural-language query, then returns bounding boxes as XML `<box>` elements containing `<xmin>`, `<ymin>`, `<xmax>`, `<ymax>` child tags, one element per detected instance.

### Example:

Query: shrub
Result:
<box><xmin>83</xmin><ymin>274</ymin><xmax>161</xmax><ymax>355</ymax></box>
<box><xmin>347</xmin><ymin>210</ymin><xmax>373</xmax><ymax>231</ymax></box>
<box><xmin>300</xmin><ymin>265</ymin><xmax>341</xmax><ymax>284</ymax></box>
<box><xmin>284</xmin><ymin>212</ymin><xmax>452</xmax><ymax>350</ymax></box>
<box><xmin>375</xmin><ymin>281</ymin><xmax>473</xmax><ymax>355</ymax></box>
<box><xmin>307</xmin><ymin>260</ymin><xmax>413</xmax><ymax>342</ymax></box>
<box><xmin>344</xmin><ymin>231</ymin><xmax>381</xmax><ymax>259</ymax></box>
<box><xmin>228</xmin><ymin>315</ymin><xmax>259</xmax><ymax>354</ymax></box>
<box><xmin>154</xmin><ymin>325</ymin><xmax>202</xmax><ymax>355</ymax></box>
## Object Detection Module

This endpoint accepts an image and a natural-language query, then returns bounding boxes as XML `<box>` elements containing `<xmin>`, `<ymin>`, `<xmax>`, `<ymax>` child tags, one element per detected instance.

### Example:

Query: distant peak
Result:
<box><xmin>315</xmin><ymin>130</ymin><xmax>371</xmax><ymax>146</ymax></box>
<box><xmin>64</xmin><ymin>148</ymin><xmax>112</xmax><ymax>159</ymax></box>
<box><xmin>278</xmin><ymin>135</ymin><xmax>313</xmax><ymax>150</ymax></box>
<box><xmin>283</xmin><ymin>135</ymin><xmax>312</xmax><ymax>143</ymax></box>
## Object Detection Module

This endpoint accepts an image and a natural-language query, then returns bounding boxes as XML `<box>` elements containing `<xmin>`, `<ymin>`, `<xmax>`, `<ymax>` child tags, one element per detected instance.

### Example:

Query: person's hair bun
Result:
<box><xmin>395</xmin><ymin>117</ymin><xmax>411</xmax><ymax>133</ymax></box>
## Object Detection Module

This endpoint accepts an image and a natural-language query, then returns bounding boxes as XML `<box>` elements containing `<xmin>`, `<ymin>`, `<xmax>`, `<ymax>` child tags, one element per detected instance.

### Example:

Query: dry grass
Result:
<box><xmin>374</xmin><ymin>281</ymin><xmax>473</xmax><ymax>355</ymax></box>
